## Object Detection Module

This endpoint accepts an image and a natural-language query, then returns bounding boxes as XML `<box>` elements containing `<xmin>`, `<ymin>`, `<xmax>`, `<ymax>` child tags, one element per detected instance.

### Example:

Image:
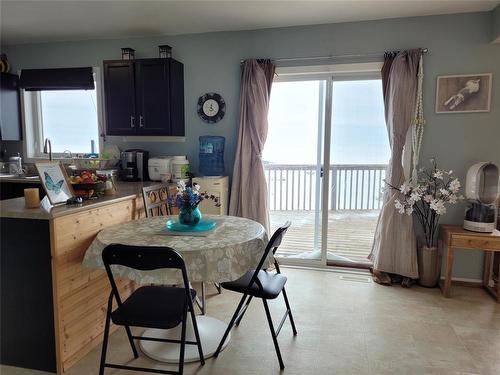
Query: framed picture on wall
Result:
<box><xmin>435</xmin><ymin>73</ymin><xmax>492</xmax><ymax>113</ymax></box>
<box><xmin>35</xmin><ymin>162</ymin><xmax>75</xmax><ymax>205</ymax></box>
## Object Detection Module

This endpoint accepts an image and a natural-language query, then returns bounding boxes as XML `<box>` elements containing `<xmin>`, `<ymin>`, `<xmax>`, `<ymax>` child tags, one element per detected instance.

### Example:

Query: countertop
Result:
<box><xmin>0</xmin><ymin>181</ymin><xmax>157</xmax><ymax>220</ymax></box>
<box><xmin>0</xmin><ymin>175</ymin><xmax>42</xmax><ymax>183</ymax></box>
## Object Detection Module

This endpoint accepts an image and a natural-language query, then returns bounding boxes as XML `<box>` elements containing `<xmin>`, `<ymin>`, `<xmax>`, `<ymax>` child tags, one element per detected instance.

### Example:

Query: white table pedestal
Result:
<box><xmin>139</xmin><ymin>316</ymin><xmax>231</xmax><ymax>363</ymax></box>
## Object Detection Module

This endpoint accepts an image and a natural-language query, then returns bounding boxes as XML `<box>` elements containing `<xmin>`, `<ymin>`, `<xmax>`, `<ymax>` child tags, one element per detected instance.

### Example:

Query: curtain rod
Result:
<box><xmin>240</xmin><ymin>48</ymin><xmax>428</xmax><ymax>64</ymax></box>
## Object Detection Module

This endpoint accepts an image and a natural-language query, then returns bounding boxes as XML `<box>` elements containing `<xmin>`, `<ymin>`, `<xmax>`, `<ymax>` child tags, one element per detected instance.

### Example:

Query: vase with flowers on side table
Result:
<box><xmin>389</xmin><ymin>159</ymin><xmax>464</xmax><ymax>287</ymax></box>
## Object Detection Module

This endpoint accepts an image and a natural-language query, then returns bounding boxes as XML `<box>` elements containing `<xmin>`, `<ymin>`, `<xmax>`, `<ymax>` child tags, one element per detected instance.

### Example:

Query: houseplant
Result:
<box><xmin>170</xmin><ymin>180</ymin><xmax>220</xmax><ymax>226</ymax></box>
<box><xmin>389</xmin><ymin>159</ymin><xmax>463</xmax><ymax>287</ymax></box>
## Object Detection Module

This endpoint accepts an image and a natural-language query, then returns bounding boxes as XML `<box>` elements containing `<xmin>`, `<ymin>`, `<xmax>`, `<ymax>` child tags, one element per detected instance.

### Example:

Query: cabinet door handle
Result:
<box><xmin>130</xmin><ymin>116</ymin><xmax>136</xmax><ymax>128</ymax></box>
<box><xmin>139</xmin><ymin>115</ymin><xmax>144</xmax><ymax>128</ymax></box>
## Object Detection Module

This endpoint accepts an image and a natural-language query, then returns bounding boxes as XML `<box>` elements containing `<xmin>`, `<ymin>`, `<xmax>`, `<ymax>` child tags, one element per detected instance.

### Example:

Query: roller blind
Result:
<box><xmin>19</xmin><ymin>67</ymin><xmax>94</xmax><ymax>91</ymax></box>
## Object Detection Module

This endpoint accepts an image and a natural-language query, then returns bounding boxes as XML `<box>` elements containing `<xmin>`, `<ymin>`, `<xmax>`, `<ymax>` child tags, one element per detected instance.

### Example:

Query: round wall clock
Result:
<box><xmin>197</xmin><ymin>93</ymin><xmax>225</xmax><ymax>123</ymax></box>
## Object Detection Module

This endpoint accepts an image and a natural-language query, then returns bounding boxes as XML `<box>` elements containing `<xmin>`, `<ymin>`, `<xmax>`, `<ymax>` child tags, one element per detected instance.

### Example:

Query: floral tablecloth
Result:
<box><xmin>83</xmin><ymin>215</ymin><xmax>269</xmax><ymax>284</ymax></box>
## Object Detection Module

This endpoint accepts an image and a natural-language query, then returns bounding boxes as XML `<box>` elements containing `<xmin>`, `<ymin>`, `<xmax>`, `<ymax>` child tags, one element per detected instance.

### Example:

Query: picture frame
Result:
<box><xmin>35</xmin><ymin>162</ymin><xmax>75</xmax><ymax>205</ymax></box>
<box><xmin>435</xmin><ymin>73</ymin><xmax>492</xmax><ymax>114</ymax></box>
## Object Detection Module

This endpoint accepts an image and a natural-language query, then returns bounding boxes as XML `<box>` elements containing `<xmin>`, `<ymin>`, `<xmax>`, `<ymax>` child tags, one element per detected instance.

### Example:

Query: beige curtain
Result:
<box><xmin>369</xmin><ymin>49</ymin><xmax>422</xmax><ymax>279</ymax></box>
<box><xmin>229</xmin><ymin>59</ymin><xmax>275</xmax><ymax>233</ymax></box>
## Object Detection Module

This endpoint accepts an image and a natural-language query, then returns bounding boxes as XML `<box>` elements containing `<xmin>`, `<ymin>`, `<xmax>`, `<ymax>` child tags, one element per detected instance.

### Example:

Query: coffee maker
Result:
<box><xmin>120</xmin><ymin>149</ymin><xmax>149</xmax><ymax>181</ymax></box>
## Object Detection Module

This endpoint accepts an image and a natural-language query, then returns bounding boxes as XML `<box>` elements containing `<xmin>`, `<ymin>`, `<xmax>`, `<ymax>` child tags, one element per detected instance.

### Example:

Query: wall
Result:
<box><xmin>4</xmin><ymin>11</ymin><xmax>500</xmax><ymax>279</ymax></box>
<box><xmin>493</xmin><ymin>5</ymin><xmax>500</xmax><ymax>42</ymax></box>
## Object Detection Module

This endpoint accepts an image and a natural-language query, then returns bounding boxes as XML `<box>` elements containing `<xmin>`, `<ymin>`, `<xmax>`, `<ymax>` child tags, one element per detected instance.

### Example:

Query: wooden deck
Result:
<box><xmin>269</xmin><ymin>210</ymin><xmax>379</xmax><ymax>264</ymax></box>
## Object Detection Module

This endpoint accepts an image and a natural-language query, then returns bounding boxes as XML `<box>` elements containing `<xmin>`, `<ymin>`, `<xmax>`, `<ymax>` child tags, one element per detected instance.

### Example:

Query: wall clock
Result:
<box><xmin>197</xmin><ymin>93</ymin><xmax>225</xmax><ymax>123</ymax></box>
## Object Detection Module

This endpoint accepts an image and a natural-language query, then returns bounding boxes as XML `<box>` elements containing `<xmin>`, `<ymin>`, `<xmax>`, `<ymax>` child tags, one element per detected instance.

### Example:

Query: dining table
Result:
<box><xmin>83</xmin><ymin>214</ymin><xmax>269</xmax><ymax>363</ymax></box>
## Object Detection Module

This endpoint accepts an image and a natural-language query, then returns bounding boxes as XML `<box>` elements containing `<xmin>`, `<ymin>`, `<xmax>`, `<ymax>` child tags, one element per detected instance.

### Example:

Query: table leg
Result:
<box><xmin>496</xmin><ymin>253</ymin><xmax>500</xmax><ymax>303</ymax></box>
<box><xmin>442</xmin><ymin>246</ymin><xmax>454</xmax><ymax>298</ymax></box>
<box><xmin>194</xmin><ymin>282</ymin><xmax>206</xmax><ymax>315</ymax></box>
<box><xmin>483</xmin><ymin>251</ymin><xmax>493</xmax><ymax>287</ymax></box>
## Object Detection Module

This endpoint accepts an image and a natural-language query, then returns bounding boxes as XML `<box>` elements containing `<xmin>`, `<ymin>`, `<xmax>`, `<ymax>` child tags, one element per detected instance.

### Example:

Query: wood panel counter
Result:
<box><xmin>0</xmin><ymin>182</ymin><xmax>152</xmax><ymax>373</ymax></box>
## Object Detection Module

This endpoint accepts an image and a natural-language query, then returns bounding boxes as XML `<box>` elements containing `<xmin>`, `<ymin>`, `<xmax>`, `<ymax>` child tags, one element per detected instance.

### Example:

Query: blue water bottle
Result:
<box><xmin>199</xmin><ymin>136</ymin><xmax>225</xmax><ymax>176</ymax></box>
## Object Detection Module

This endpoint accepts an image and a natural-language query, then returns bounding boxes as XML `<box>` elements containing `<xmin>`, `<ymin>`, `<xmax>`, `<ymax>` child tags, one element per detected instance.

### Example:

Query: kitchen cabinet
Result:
<box><xmin>0</xmin><ymin>73</ymin><xmax>22</xmax><ymax>141</ymax></box>
<box><xmin>1</xmin><ymin>192</ymin><xmax>144</xmax><ymax>373</ymax></box>
<box><xmin>0</xmin><ymin>180</ymin><xmax>45</xmax><ymax>200</ymax></box>
<box><xmin>103</xmin><ymin>58</ymin><xmax>184</xmax><ymax>136</ymax></box>
<box><xmin>192</xmin><ymin>176</ymin><xmax>229</xmax><ymax>215</ymax></box>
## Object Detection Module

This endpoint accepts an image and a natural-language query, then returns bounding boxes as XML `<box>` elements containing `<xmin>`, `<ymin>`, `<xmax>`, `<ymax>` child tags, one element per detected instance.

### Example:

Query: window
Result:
<box><xmin>330</xmin><ymin>79</ymin><xmax>389</xmax><ymax>165</ymax></box>
<box><xmin>22</xmin><ymin>68</ymin><xmax>102</xmax><ymax>159</ymax></box>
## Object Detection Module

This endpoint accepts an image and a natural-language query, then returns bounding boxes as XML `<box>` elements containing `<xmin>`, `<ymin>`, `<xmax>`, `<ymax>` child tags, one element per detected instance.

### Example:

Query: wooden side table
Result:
<box><xmin>439</xmin><ymin>224</ymin><xmax>500</xmax><ymax>302</ymax></box>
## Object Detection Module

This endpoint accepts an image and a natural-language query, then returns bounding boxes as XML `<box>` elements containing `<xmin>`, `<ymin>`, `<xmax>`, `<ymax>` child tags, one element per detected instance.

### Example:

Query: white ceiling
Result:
<box><xmin>1</xmin><ymin>0</ymin><xmax>499</xmax><ymax>45</ymax></box>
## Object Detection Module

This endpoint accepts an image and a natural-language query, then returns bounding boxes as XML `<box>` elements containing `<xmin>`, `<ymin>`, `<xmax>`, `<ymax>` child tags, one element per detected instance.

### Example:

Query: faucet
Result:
<box><xmin>43</xmin><ymin>138</ymin><xmax>52</xmax><ymax>161</ymax></box>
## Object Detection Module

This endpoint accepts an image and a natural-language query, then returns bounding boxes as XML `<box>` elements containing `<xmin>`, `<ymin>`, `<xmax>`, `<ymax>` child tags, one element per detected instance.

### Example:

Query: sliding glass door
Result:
<box><xmin>327</xmin><ymin>78</ymin><xmax>389</xmax><ymax>267</ymax></box>
<box><xmin>264</xmin><ymin>64</ymin><xmax>389</xmax><ymax>267</ymax></box>
<box><xmin>264</xmin><ymin>79</ymin><xmax>326</xmax><ymax>263</ymax></box>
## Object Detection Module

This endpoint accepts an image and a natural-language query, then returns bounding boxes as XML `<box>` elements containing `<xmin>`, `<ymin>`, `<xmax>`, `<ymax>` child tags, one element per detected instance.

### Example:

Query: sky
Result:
<box><xmin>40</xmin><ymin>89</ymin><xmax>99</xmax><ymax>154</ymax></box>
<box><xmin>263</xmin><ymin>79</ymin><xmax>390</xmax><ymax>165</ymax></box>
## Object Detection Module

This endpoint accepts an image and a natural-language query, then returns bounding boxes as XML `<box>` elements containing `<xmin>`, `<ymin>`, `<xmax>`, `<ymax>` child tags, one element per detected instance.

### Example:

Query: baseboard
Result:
<box><xmin>439</xmin><ymin>276</ymin><xmax>483</xmax><ymax>287</ymax></box>
<box><xmin>281</xmin><ymin>264</ymin><xmax>371</xmax><ymax>276</ymax></box>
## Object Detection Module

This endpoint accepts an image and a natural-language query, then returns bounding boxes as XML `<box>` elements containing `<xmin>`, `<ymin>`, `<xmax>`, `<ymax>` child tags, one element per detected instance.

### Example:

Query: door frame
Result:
<box><xmin>271</xmin><ymin>62</ymin><xmax>384</xmax><ymax>268</ymax></box>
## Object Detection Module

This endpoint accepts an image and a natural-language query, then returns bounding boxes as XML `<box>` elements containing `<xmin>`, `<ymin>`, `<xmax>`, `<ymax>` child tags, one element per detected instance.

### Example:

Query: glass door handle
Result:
<box><xmin>139</xmin><ymin>115</ymin><xmax>144</xmax><ymax>128</ymax></box>
<box><xmin>130</xmin><ymin>116</ymin><xmax>135</xmax><ymax>128</ymax></box>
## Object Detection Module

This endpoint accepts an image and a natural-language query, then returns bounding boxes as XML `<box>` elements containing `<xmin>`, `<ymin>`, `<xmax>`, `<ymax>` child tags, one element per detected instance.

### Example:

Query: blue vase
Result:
<box><xmin>179</xmin><ymin>207</ymin><xmax>202</xmax><ymax>226</ymax></box>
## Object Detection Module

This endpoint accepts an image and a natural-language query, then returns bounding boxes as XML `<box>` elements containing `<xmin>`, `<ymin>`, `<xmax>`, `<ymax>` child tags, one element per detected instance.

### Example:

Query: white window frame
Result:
<box><xmin>21</xmin><ymin>67</ymin><xmax>104</xmax><ymax>161</ymax></box>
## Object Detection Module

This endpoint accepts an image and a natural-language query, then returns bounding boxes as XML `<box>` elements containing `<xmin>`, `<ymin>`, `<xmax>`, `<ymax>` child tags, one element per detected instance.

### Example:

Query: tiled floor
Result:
<box><xmin>2</xmin><ymin>267</ymin><xmax>500</xmax><ymax>375</ymax></box>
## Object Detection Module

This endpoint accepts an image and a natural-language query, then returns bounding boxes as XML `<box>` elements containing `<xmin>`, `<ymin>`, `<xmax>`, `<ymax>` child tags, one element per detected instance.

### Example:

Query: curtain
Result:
<box><xmin>229</xmin><ymin>59</ymin><xmax>275</xmax><ymax>233</ymax></box>
<box><xmin>369</xmin><ymin>49</ymin><xmax>422</xmax><ymax>280</ymax></box>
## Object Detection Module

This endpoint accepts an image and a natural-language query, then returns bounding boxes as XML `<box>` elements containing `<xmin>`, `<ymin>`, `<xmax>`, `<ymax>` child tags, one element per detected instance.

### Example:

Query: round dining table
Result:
<box><xmin>83</xmin><ymin>215</ymin><xmax>269</xmax><ymax>363</ymax></box>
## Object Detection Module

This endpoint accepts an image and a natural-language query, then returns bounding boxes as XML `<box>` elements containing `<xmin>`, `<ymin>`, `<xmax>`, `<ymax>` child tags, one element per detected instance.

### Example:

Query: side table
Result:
<box><xmin>439</xmin><ymin>224</ymin><xmax>500</xmax><ymax>302</ymax></box>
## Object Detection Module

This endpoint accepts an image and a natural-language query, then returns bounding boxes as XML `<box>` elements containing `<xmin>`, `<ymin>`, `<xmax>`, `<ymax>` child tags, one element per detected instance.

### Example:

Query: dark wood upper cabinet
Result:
<box><xmin>0</xmin><ymin>73</ymin><xmax>23</xmax><ymax>141</ymax></box>
<box><xmin>103</xmin><ymin>61</ymin><xmax>136</xmax><ymax>135</ymax></box>
<box><xmin>103</xmin><ymin>58</ymin><xmax>184</xmax><ymax>136</ymax></box>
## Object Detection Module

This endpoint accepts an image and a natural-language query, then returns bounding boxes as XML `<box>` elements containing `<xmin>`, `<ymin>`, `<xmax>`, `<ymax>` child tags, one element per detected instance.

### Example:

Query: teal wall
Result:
<box><xmin>4</xmin><ymin>11</ymin><xmax>500</xmax><ymax>279</ymax></box>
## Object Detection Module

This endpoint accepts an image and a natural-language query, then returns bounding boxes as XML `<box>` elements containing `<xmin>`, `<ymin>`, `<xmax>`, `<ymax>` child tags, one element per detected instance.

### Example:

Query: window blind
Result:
<box><xmin>19</xmin><ymin>67</ymin><xmax>94</xmax><ymax>91</ymax></box>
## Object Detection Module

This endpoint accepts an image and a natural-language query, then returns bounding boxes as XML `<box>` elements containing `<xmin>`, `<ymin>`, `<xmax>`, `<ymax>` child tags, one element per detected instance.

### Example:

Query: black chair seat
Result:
<box><xmin>111</xmin><ymin>286</ymin><xmax>196</xmax><ymax>329</ymax></box>
<box><xmin>221</xmin><ymin>270</ymin><xmax>287</xmax><ymax>299</ymax></box>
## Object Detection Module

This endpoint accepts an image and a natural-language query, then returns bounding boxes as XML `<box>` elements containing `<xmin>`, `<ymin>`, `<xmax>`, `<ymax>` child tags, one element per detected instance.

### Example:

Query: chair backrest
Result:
<box><xmin>142</xmin><ymin>184</ymin><xmax>172</xmax><ymax>218</ymax></box>
<box><xmin>247</xmin><ymin>221</ymin><xmax>291</xmax><ymax>290</ymax></box>
<box><xmin>102</xmin><ymin>244</ymin><xmax>190</xmax><ymax>305</ymax></box>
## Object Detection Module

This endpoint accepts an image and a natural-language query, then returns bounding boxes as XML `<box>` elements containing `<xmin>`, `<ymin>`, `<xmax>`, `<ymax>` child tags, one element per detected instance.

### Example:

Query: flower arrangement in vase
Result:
<box><xmin>388</xmin><ymin>159</ymin><xmax>464</xmax><ymax>286</ymax></box>
<box><xmin>170</xmin><ymin>179</ymin><xmax>220</xmax><ymax>226</ymax></box>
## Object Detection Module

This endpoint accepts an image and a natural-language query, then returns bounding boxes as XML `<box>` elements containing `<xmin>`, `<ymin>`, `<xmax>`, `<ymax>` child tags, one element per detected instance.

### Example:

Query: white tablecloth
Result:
<box><xmin>83</xmin><ymin>215</ymin><xmax>269</xmax><ymax>284</ymax></box>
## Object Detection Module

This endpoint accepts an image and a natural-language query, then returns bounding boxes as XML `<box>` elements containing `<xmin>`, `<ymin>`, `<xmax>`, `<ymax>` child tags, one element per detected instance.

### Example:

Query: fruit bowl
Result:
<box><xmin>72</xmin><ymin>181</ymin><xmax>106</xmax><ymax>199</ymax></box>
<box><xmin>70</xmin><ymin>170</ymin><xmax>107</xmax><ymax>199</ymax></box>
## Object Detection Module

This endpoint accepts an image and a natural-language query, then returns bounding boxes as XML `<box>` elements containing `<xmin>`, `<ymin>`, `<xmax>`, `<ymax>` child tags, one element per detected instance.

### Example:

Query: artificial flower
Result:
<box><xmin>439</xmin><ymin>188</ymin><xmax>450</xmax><ymax>196</ymax></box>
<box><xmin>400</xmin><ymin>182</ymin><xmax>411</xmax><ymax>194</ymax></box>
<box><xmin>430</xmin><ymin>199</ymin><xmax>446</xmax><ymax>215</ymax></box>
<box><xmin>433</xmin><ymin>170</ymin><xmax>444</xmax><ymax>179</ymax></box>
<box><xmin>449</xmin><ymin>178</ymin><xmax>461</xmax><ymax>193</ymax></box>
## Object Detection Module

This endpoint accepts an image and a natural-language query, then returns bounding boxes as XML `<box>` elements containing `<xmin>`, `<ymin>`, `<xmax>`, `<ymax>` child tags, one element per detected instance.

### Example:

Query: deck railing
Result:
<box><xmin>264</xmin><ymin>163</ymin><xmax>387</xmax><ymax>211</ymax></box>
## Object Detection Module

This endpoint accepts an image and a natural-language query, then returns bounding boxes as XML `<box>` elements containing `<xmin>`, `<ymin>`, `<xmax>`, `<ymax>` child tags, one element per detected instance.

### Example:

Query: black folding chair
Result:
<box><xmin>99</xmin><ymin>244</ymin><xmax>204</xmax><ymax>375</ymax></box>
<box><xmin>214</xmin><ymin>222</ymin><xmax>297</xmax><ymax>369</ymax></box>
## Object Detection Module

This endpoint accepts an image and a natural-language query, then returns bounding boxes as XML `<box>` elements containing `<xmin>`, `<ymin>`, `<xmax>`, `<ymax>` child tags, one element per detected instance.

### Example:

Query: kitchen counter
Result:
<box><xmin>0</xmin><ymin>175</ymin><xmax>41</xmax><ymax>183</ymax></box>
<box><xmin>0</xmin><ymin>180</ymin><xmax>156</xmax><ymax>220</ymax></box>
